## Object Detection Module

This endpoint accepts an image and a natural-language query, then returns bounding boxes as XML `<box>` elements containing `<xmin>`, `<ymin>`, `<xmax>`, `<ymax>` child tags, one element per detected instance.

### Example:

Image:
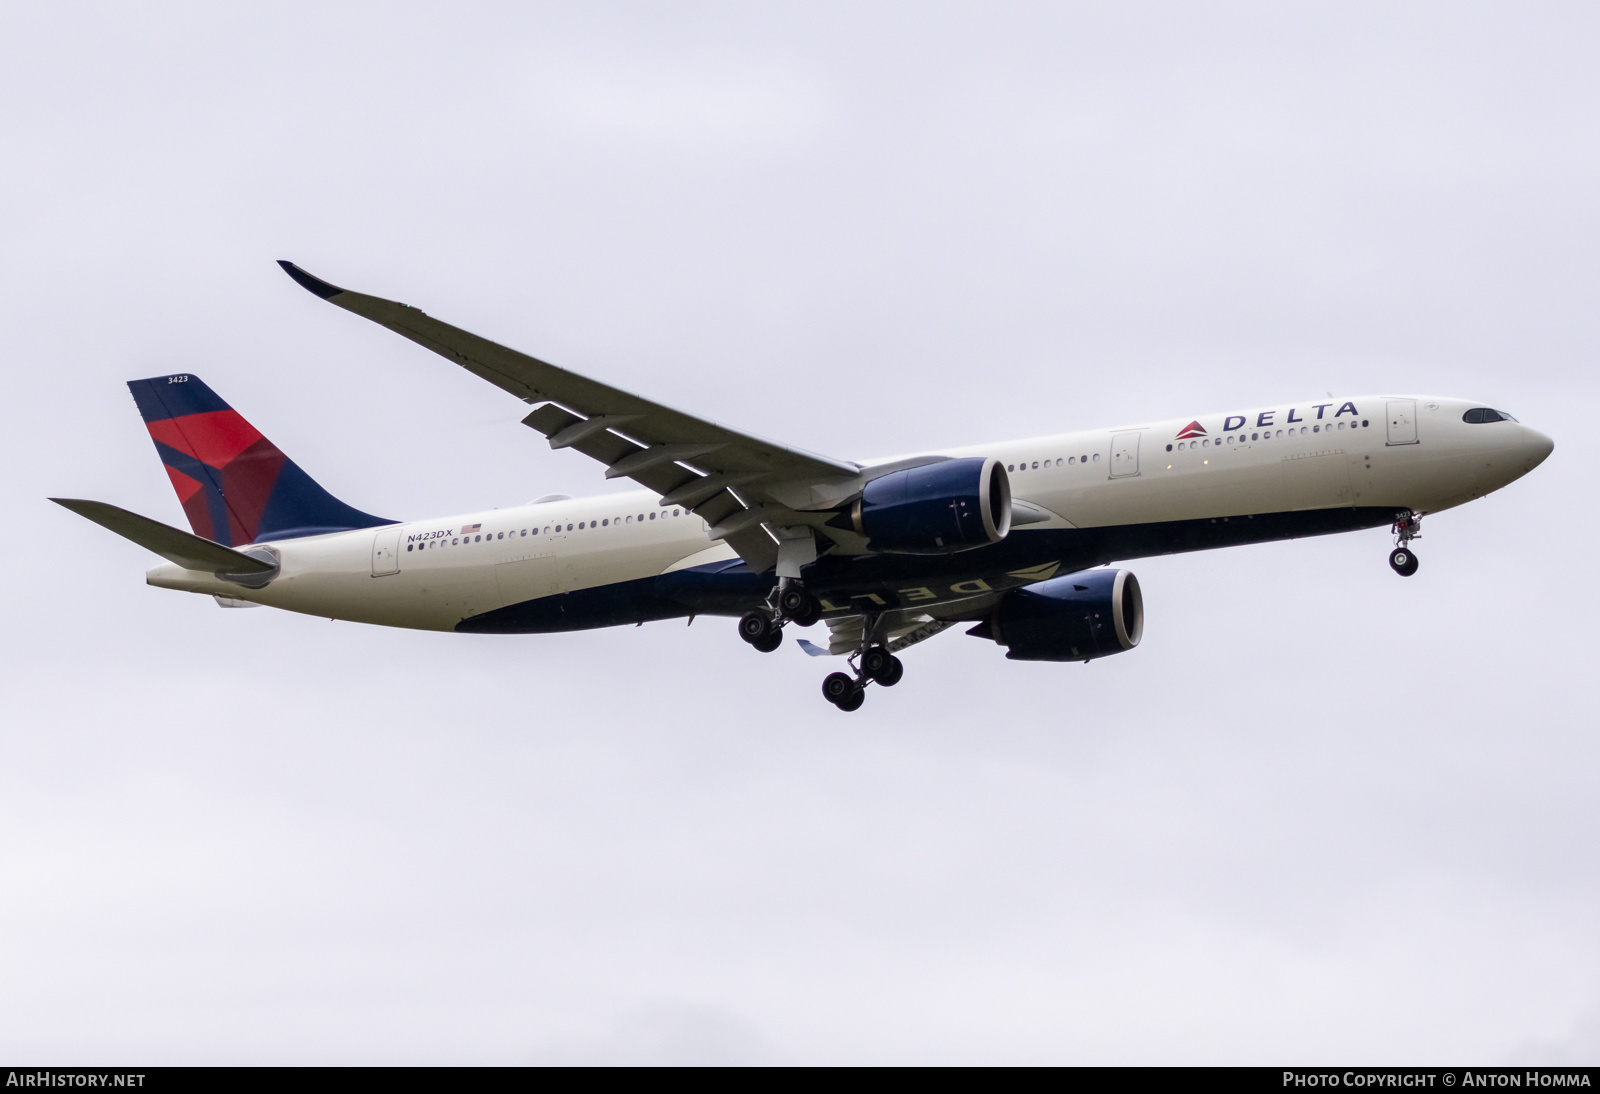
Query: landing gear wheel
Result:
<box><xmin>822</xmin><ymin>672</ymin><xmax>860</xmax><ymax>707</ymax></box>
<box><xmin>777</xmin><ymin>582</ymin><xmax>819</xmax><ymax>623</ymax></box>
<box><xmin>751</xmin><ymin>628</ymin><xmax>783</xmax><ymax>653</ymax></box>
<box><xmin>861</xmin><ymin>646</ymin><xmax>893</xmax><ymax>680</ymax></box>
<box><xmin>835</xmin><ymin>688</ymin><xmax>865</xmax><ymax>712</ymax></box>
<box><xmin>874</xmin><ymin>655</ymin><xmax>904</xmax><ymax>687</ymax></box>
<box><xmin>788</xmin><ymin>596</ymin><xmax>821</xmax><ymax>628</ymax></box>
<box><xmin>1389</xmin><ymin>547</ymin><xmax>1419</xmax><ymax>577</ymax></box>
<box><xmin>738</xmin><ymin>610</ymin><xmax>776</xmax><ymax>645</ymax></box>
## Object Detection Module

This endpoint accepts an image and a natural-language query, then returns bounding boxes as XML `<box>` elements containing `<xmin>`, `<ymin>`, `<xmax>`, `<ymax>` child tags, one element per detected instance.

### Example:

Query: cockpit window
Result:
<box><xmin>1463</xmin><ymin>408</ymin><xmax>1515</xmax><ymax>423</ymax></box>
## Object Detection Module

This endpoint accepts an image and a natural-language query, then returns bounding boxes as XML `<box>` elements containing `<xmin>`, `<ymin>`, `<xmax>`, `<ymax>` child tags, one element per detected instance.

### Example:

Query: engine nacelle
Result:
<box><xmin>969</xmin><ymin>568</ymin><xmax>1143</xmax><ymax>661</ymax></box>
<box><xmin>851</xmin><ymin>457</ymin><xmax>1011</xmax><ymax>555</ymax></box>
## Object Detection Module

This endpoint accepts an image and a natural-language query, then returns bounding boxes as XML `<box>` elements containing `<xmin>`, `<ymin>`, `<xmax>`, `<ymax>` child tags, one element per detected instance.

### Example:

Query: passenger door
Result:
<box><xmin>371</xmin><ymin>526</ymin><xmax>401</xmax><ymax>576</ymax></box>
<box><xmin>1109</xmin><ymin>431</ymin><xmax>1142</xmax><ymax>478</ymax></box>
<box><xmin>1386</xmin><ymin>400</ymin><xmax>1418</xmax><ymax>446</ymax></box>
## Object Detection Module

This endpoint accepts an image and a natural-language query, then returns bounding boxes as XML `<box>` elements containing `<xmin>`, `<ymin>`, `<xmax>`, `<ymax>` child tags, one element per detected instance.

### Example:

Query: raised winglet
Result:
<box><xmin>277</xmin><ymin>260</ymin><xmax>346</xmax><ymax>300</ymax></box>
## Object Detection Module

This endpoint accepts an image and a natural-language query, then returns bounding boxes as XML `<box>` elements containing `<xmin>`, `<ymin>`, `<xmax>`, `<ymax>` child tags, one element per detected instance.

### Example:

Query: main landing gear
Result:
<box><xmin>736</xmin><ymin>585</ymin><xmax>905</xmax><ymax>712</ymax></box>
<box><xmin>821</xmin><ymin>635</ymin><xmax>903</xmax><ymax>714</ymax></box>
<box><xmin>1389</xmin><ymin>510</ymin><xmax>1422</xmax><ymax>577</ymax></box>
<box><xmin>737</xmin><ymin>578</ymin><xmax>822</xmax><ymax>654</ymax></box>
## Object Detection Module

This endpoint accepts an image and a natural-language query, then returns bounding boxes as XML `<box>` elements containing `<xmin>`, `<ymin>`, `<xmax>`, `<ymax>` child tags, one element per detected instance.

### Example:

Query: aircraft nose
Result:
<box><xmin>1521</xmin><ymin>426</ymin><xmax>1555</xmax><ymax>468</ymax></box>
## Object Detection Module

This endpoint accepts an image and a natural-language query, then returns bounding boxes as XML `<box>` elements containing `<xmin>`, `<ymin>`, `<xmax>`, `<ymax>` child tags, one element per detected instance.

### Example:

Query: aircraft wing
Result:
<box><xmin>278</xmin><ymin>262</ymin><xmax>867</xmax><ymax>572</ymax></box>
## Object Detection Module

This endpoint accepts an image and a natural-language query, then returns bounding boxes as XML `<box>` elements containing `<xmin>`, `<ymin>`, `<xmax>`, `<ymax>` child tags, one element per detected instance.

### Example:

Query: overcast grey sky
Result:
<box><xmin>1</xmin><ymin>1</ymin><xmax>1596</xmax><ymax>1064</ymax></box>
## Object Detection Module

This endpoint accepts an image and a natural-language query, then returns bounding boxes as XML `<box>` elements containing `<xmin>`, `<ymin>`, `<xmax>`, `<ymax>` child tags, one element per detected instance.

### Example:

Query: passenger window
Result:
<box><xmin>602</xmin><ymin>519</ymin><xmax>609</xmax><ymax>527</ymax></box>
<box><xmin>1032</xmin><ymin>461</ymin><xmax>1039</xmax><ymax>469</ymax></box>
<box><xmin>649</xmin><ymin>512</ymin><xmax>656</xmax><ymax>520</ymax></box>
<box><xmin>1092</xmin><ymin>453</ymin><xmax>1100</xmax><ymax>462</ymax></box>
<box><xmin>1007</xmin><ymin>464</ymin><xmax>1014</xmax><ymax>472</ymax></box>
<box><xmin>1081</xmin><ymin>454</ymin><xmax>1088</xmax><ymax>462</ymax></box>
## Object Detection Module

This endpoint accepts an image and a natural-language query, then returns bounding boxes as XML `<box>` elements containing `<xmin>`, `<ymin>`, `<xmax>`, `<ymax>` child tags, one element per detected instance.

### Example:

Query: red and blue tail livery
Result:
<box><xmin>126</xmin><ymin>374</ymin><xmax>393</xmax><ymax>545</ymax></box>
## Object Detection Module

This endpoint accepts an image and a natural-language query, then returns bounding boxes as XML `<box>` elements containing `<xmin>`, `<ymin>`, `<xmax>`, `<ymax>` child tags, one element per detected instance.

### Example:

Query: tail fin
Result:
<box><xmin>127</xmin><ymin>374</ymin><xmax>394</xmax><ymax>545</ymax></box>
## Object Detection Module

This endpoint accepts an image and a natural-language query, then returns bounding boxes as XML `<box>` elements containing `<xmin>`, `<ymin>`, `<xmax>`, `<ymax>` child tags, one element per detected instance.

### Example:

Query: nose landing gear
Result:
<box><xmin>1389</xmin><ymin>511</ymin><xmax>1422</xmax><ymax>577</ymax></box>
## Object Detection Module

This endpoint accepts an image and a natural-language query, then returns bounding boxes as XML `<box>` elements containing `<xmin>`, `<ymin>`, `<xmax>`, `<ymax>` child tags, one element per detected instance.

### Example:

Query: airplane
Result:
<box><xmin>53</xmin><ymin>261</ymin><xmax>1555</xmax><ymax>711</ymax></box>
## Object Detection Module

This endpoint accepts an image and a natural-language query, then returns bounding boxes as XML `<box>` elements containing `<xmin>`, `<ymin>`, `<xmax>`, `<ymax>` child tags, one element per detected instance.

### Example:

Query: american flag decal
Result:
<box><xmin>461</xmin><ymin>523</ymin><xmax>481</xmax><ymax>533</ymax></box>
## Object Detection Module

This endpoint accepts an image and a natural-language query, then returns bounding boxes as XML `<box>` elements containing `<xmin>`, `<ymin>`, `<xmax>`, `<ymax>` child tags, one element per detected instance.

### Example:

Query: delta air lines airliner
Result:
<box><xmin>54</xmin><ymin>262</ymin><xmax>1555</xmax><ymax>710</ymax></box>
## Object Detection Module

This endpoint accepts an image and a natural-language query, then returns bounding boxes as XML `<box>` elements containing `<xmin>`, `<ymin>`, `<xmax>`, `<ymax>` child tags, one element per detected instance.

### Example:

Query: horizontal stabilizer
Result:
<box><xmin>50</xmin><ymin>498</ymin><xmax>277</xmax><ymax>574</ymax></box>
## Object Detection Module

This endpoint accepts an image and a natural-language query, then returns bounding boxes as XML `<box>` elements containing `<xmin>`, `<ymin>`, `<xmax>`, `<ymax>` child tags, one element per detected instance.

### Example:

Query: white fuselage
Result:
<box><xmin>146</xmin><ymin>395</ymin><xmax>1553</xmax><ymax>631</ymax></box>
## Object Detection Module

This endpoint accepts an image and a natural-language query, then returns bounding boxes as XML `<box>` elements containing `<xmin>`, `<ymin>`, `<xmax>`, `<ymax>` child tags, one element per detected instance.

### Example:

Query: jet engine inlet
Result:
<box><xmin>970</xmin><ymin>568</ymin><xmax>1143</xmax><ymax>661</ymax></box>
<box><xmin>849</xmin><ymin>457</ymin><xmax>1011</xmax><ymax>555</ymax></box>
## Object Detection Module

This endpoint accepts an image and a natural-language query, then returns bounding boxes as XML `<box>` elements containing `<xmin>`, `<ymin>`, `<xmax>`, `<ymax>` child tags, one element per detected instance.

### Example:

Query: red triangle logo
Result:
<box><xmin>1175</xmin><ymin>420</ymin><xmax>1207</xmax><ymax>439</ymax></box>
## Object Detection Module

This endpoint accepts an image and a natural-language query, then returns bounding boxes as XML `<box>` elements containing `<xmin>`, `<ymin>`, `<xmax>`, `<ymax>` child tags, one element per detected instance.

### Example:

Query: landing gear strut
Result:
<box><xmin>1389</xmin><ymin>510</ymin><xmax>1422</xmax><ymax>577</ymax></box>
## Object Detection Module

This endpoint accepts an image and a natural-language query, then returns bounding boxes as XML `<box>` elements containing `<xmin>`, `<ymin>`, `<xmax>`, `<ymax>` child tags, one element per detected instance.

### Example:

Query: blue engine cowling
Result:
<box><xmin>850</xmin><ymin>456</ymin><xmax>1011</xmax><ymax>554</ymax></box>
<box><xmin>968</xmin><ymin>568</ymin><xmax>1144</xmax><ymax>661</ymax></box>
